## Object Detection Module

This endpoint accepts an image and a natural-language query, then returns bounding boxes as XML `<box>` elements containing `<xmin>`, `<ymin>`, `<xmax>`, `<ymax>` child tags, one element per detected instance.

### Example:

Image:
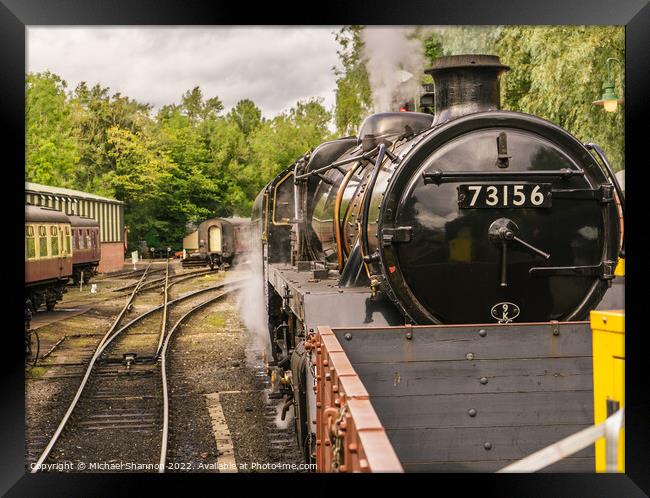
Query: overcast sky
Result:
<box><xmin>27</xmin><ymin>27</ymin><xmax>342</xmax><ymax>119</ymax></box>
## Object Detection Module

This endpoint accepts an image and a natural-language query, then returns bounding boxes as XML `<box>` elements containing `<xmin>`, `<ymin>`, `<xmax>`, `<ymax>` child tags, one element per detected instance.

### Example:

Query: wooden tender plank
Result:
<box><xmin>334</xmin><ymin>324</ymin><xmax>592</xmax><ymax>363</ymax></box>
<box><xmin>369</xmin><ymin>390</ymin><xmax>593</xmax><ymax>429</ymax></box>
<box><xmin>387</xmin><ymin>424</ymin><xmax>595</xmax><ymax>462</ymax></box>
<box><xmin>402</xmin><ymin>457</ymin><xmax>594</xmax><ymax>473</ymax></box>
<box><xmin>353</xmin><ymin>357</ymin><xmax>593</xmax><ymax>396</ymax></box>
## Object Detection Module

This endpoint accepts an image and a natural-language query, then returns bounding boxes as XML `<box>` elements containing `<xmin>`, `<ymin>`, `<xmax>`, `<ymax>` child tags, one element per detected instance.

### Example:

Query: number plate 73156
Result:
<box><xmin>458</xmin><ymin>183</ymin><xmax>552</xmax><ymax>209</ymax></box>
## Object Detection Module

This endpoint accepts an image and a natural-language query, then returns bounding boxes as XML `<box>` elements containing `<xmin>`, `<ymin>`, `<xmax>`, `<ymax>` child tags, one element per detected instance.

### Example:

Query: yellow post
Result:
<box><xmin>614</xmin><ymin>258</ymin><xmax>625</xmax><ymax>277</ymax></box>
<box><xmin>590</xmin><ymin>309</ymin><xmax>625</xmax><ymax>472</ymax></box>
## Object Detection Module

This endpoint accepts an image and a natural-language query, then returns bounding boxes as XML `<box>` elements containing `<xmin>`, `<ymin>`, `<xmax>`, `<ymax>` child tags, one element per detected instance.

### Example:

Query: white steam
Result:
<box><xmin>361</xmin><ymin>27</ymin><xmax>425</xmax><ymax>113</ymax></box>
<box><xmin>235</xmin><ymin>239</ymin><xmax>272</xmax><ymax>359</ymax></box>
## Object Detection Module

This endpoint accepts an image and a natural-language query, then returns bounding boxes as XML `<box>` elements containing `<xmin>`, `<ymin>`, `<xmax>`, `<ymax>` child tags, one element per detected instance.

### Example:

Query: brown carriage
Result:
<box><xmin>25</xmin><ymin>206</ymin><xmax>73</xmax><ymax>312</ymax></box>
<box><xmin>69</xmin><ymin>215</ymin><xmax>101</xmax><ymax>284</ymax></box>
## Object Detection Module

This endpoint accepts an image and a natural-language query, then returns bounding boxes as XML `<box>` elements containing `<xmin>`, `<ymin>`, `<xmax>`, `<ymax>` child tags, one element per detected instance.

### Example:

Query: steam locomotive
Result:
<box><xmin>252</xmin><ymin>55</ymin><xmax>624</xmax><ymax>470</ymax></box>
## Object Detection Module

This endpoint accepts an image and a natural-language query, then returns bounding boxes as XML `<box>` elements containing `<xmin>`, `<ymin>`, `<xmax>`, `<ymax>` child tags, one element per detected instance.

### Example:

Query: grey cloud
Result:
<box><xmin>27</xmin><ymin>26</ymin><xmax>343</xmax><ymax>118</ymax></box>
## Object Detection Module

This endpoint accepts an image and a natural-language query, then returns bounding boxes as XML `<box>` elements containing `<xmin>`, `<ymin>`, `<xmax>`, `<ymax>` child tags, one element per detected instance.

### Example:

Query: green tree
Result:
<box><xmin>241</xmin><ymin>98</ymin><xmax>334</xmax><ymax>214</ymax></box>
<box><xmin>227</xmin><ymin>98</ymin><xmax>262</xmax><ymax>136</ymax></box>
<box><xmin>181</xmin><ymin>86</ymin><xmax>224</xmax><ymax>123</ymax></box>
<box><xmin>156</xmin><ymin>88</ymin><xmax>235</xmax><ymax>225</ymax></box>
<box><xmin>69</xmin><ymin>82</ymin><xmax>153</xmax><ymax>194</ymax></box>
<box><xmin>495</xmin><ymin>26</ymin><xmax>625</xmax><ymax>171</ymax></box>
<box><xmin>420</xmin><ymin>26</ymin><xmax>625</xmax><ymax>171</ymax></box>
<box><xmin>332</xmin><ymin>26</ymin><xmax>372</xmax><ymax>136</ymax></box>
<box><xmin>25</xmin><ymin>72</ymin><xmax>79</xmax><ymax>186</ymax></box>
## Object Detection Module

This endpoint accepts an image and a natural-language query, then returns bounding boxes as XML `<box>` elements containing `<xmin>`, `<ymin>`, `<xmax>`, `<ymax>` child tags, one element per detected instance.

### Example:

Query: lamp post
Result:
<box><xmin>593</xmin><ymin>58</ymin><xmax>624</xmax><ymax>112</ymax></box>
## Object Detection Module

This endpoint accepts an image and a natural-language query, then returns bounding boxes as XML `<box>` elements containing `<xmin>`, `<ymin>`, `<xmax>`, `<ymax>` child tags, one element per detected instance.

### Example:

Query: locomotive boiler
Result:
<box><xmin>252</xmin><ymin>55</ymin><xmax>624</xmax><ymax>471</ymax></box>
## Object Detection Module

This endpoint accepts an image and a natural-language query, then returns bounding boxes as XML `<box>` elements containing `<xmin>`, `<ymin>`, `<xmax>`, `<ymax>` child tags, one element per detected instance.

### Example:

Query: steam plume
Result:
<box><xmin>235</xmin><ymin>239</ymin><xmax>272</xmax><ymax>358</ymax></box>
<box><xmin>361</xmin><ymin>27</ymin><xmax>425</xmax><ymax>113</ymax></box>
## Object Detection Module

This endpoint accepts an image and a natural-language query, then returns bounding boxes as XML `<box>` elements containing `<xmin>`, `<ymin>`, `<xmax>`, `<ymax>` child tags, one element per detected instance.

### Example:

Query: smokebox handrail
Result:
<box><xmin>584</xmin><ymin>142</ymin><xmax>625</xmax><ymax>257</ymax></box>
<box><xmin>359</xmin><ymin>143</ymin><xmax>387</xmax><ymax>270</ymax></box>
<box><xmin>294</xmin><ymin>146</ymin><xmax>379</xmax><ymax>181</ymax></box>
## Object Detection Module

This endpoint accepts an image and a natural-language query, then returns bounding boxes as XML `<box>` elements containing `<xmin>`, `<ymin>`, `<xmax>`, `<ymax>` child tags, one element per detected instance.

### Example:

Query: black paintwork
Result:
<box><xmin>358</xmin><ymin>112</ymin><xmax>433</xmax><ymax>152</ymax></box>
<box><xmin>251</xmin><ymin>54</ymin><xmax>623</xmax><ymax>467</ymax></box>
<box><xmin>377</xmin><ymin>112</ymin><xmax>621</xmax><ymax>324</ymax></box>
<box><xmin>426</xmin><ymin>54</ymin><xmax>509</xmax><ymax>126</ymax></box>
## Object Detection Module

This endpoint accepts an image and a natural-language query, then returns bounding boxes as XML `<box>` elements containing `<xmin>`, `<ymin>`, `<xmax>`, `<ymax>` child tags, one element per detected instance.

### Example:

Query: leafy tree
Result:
<box><xmin>25</xmin><ymin>72</ymin><xmax>79</xmax><ymax>186</ymax></box>
<box><xmin>422</xmin><ymin>33</ymin><xmax>444</xmax><ymax>68</ymax></box>
<box><xmin>227</xmin><ymin>99</ymin><xmax>262</xmax><ymax>136</ymax></box>
<box><xmin>156</xmin><ymin>89</ymin><xmax>235</xmax><ymax>228</ymax></box>
<box><xmin>332</xmin><ymin>26</ymin><xmax>372</xmax><ymax>136</ymax></box>
<box><xmin>180</xmin><ymin>86</ymin><xmax>224</xmax><ymax>123</ymax></box>
<box><xmin>69</xmin><ymin>82</ymin><xmax>153</xmax><ymax>195</ymax></box>
<box><xmin>495</xmin><ymin>26</ymin><xmax>625</xmax><ymax>171</ymax></box>
<box><xmin>242</xmin><ymin>98</ymin><xmax>334</xmax><ymax>213</ymax></box>
<box><xmin>420</xmin><ymin>26</ymin><xmax>625</xmax><ymax>171</ymax></box>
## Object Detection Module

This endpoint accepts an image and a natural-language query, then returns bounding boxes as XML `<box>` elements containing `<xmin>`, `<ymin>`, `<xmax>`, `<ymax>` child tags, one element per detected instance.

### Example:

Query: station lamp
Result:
<box><xmin>593</xmin><ymin>58</ymin><xmax>624</xmax><ymax>112</ymax></box>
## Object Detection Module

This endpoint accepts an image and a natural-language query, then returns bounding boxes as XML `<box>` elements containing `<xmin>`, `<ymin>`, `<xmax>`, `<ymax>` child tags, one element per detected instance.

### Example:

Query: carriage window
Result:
<box><xmin>50</xmin><ymin>226</ymin><xmax>59</xmax><ymax>255</ymax></box>
<box><xmin>91</xmin><ymin>230</ymin><xmax>96</xmax><ymax>248</ymax></box>
<box><xmin>66</xmin><ymin>227</ymin><xmax>72</xmax><ymax>254</ymax></box>
<box><xmin>86</xmin><ymin>229</ymin><xmax>91</xmax><ymax>249</ymax></box>
<box><xmin>39</xmin><ymin>225</ymin><xmax>48</xmax><ymax>257</ymax></box>
<box><xmin>79</xmin><ymin>229</ymin><xmax>86</xmax><ymax>249</ymax></box>
<box><xmin>26</xmin><ymin>226</ymin><xmax>36</xmax><ymax>259</ymax></box>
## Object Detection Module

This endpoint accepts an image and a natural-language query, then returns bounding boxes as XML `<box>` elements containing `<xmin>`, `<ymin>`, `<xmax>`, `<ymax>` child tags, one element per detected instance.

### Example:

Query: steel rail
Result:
<box><xmin>109</xmin><ymin>267</ymin><xmax>166</xmax><ymax>280</ymax></box>
<box><xmin>93</xmin><ymin>278</ymin><xmax>250</xmax><ymax>362</ymax></box>
<box><xmin>31</xmin><ymin>263</ymin><xmax>246</xmax><ymax>474</ymax></box>
<box><xmin>31</xmin><ymin>262</ymin><xmax>153</xmax><ymax>473</ymax></box>
<box><xmin>152</xmin><ymin>277</ymin><xmax>249</xmax><ymax>358</ymax></box>
<box><xmin>158</xmin><ymin>284</ymin><xmax>243</xmax><ymax>473</ymax></box>
<box><xmin>112</xmin><ymin>267</ymin><xmax>215</xmax><ymax>293</ymax></box>
<box><xmin>84</xmin><ymin>278</ymin><xmax>248</xmax><ymax>363</ymax></box>
<box><xmin>155</xmin><ymin>260</ymin><xmax>170</xmax><ymax>361</ymax></box>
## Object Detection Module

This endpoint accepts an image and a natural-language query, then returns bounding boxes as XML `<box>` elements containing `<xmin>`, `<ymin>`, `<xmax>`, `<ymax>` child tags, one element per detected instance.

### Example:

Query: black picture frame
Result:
<box><xmin>2</xmin><ymin>1</ymin><xmax>648</xmax><ymax>495</ymax></box>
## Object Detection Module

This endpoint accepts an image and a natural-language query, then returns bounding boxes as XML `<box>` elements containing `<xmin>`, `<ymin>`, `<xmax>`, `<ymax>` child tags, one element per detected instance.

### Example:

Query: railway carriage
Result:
<box><xmin>69</xmin><ymin>215</ymin><xmax>100</xmax><ymax>284</ymax></box>
<box><xmin>230</xmin><ymin>217</ymin><xmax>252</xmax><ymax>264</ymax></box>
<box><xmin>181</xmin><ymin>217</ymin><xmax>250</xmax><ymax>269</ymax></box>
<box><xmin>253</xmin><ymin>55</ymin><xmax>625</xmax><ymax>471</ymax></box>
<box><xmin>25</xmin><ymin>206</ymin><xmax>73</xmax><ymax>313</ymax></box>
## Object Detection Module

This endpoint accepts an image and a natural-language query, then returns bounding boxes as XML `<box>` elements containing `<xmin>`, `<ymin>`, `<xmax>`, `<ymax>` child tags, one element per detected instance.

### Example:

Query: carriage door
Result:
<box><xmin>50</xmin><ymin>225</ymin><xmax>63</xmax><ymax>277</ymax></box>
<box><xmin>208</xmin><ymin>225</ymin><xmax>222</xmax><ymax>253</ymax></box>
<box><xmin>92</xmin><ymin>229</ymin><xmax>98</xmax><ymax>259</ymax></box>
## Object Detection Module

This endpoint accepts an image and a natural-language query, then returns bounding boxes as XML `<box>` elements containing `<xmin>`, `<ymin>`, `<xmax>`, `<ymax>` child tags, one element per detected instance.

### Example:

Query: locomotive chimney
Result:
<box><xmin>425</xmin><ymin>54</ymin><xmax>510</xmax><ymax>125</ymax></box>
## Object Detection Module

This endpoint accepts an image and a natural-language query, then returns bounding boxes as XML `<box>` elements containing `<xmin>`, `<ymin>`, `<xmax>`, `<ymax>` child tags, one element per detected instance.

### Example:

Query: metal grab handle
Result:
<box><xmin>584</xmin><ymin>142</ymin><xmax>625</xmax><ymax>257</ymax></box>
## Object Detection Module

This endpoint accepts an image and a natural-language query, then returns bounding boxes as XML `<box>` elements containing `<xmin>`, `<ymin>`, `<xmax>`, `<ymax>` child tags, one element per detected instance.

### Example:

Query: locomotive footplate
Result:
<box><xmin>267</xmin><ymin>263</ymin><xmax>404</xmax><ymax>332</ymax></box>
<box><xmin>315</xmin><ymin>321</ymin><xmax>595</xmax><ymax>473</ymax></box>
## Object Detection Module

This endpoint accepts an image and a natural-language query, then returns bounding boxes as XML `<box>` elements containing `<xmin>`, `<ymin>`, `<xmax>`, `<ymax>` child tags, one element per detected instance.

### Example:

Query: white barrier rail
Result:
<box><xmin>497</xmin><ymin>409</ymin><xmax>624</xmax><ymax>473</ymax></box>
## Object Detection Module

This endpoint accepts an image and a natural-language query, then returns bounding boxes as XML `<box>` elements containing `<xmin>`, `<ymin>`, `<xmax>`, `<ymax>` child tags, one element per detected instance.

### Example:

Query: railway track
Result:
<box><xmin>112</xmin><ymin>267</ymin><xmax>216</xmax><ymax>294</ymax></box>
<box><xmin>30</xmin><ymin>261</ymin><xmax>245</xmax><ymax>473</ymax></box>
<box><xmin>104</xmin><ymin>267</ymin><xmax>167</xmax><ymax>280</ymax></box>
